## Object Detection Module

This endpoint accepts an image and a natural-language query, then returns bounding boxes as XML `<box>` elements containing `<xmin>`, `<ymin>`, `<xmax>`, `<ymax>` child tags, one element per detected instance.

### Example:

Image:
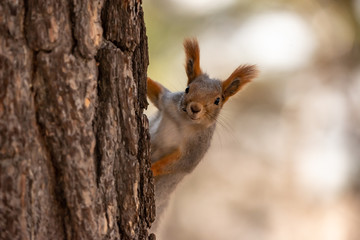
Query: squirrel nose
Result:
<box><xmin>190</xmin><ymin>103</ymin><xmax>202</xmax><ymax>114</ymax></box>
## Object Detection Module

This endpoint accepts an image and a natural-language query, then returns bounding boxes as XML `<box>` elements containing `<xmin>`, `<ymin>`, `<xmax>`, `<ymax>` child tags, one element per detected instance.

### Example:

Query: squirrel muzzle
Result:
<box><xmin>186</xmin><ymin>102</ymin><xmax>204</xmax><ymax>120</ymax></box>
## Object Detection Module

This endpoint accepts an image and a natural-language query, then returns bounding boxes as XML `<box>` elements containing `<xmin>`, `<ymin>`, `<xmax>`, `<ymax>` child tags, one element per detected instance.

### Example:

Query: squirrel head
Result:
<box><xmin>147</xmin><ymin>38</ymin><xmax>258</xmax><ymax>127</ymax></box>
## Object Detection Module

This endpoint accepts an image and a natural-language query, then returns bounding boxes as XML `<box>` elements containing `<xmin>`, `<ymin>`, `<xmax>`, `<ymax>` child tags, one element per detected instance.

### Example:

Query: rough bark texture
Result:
<box><xmin>0</xmin><ymin>0</ymin><xmax>155</xmax><ymax>239</ymax></box>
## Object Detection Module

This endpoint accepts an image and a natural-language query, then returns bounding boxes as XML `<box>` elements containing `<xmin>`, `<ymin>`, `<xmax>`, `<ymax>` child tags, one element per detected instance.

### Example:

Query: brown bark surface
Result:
<box><xmin>0</xmin><ymin>0</ymin><xmax>155</xmax><ymax>239</ymax></box>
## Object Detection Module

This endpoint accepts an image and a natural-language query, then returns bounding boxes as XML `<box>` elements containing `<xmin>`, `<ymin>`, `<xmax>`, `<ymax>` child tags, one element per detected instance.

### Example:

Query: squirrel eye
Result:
<box><xmin>214</xmin><ymin>97</ymin><xmax>220</xmax><ymax>105</ymax></box>
<box><xmin>185</xmin><ymin>86</ymin><xmax>189</xmax><ymax>94</ymax></box>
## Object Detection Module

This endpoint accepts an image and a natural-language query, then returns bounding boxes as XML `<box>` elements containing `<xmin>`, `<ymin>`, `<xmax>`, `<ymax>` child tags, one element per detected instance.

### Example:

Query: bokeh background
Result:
<box><xmin>143</xmin><ymin>0</ymin><xmax>360</xmax><ymax>239</ymax></box>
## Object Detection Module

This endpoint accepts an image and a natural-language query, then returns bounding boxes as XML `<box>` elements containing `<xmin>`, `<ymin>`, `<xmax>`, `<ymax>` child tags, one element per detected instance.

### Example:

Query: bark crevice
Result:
<box><xmin>33</xmin><ymin>85</ymin><xmax>69</xmax><ymax>240</ymax></box>
<box><xmin>67</xmin><ymin>0</ymin><xmax>79</xmax><ymax>57</ymax></box>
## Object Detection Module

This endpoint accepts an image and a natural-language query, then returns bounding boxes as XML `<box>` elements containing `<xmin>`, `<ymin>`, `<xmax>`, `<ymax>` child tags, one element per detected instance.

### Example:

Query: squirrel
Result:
<box><xmin>147</xmin><ymin>38</ymin><xmax>258</xmax><ymax>229</ymax></box>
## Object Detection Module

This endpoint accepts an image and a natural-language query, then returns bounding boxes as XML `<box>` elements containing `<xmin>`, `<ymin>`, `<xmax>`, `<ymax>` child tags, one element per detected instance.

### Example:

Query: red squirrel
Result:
<box><xmin>147</xmin><ymin>38</ymin><xmax>258</xmax><ymax>229</ymax></box>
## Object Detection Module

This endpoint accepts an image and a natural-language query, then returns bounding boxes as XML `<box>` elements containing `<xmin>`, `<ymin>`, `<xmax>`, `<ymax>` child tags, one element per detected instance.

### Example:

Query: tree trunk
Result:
<box><xmin>0</xmin><ymin>0</ymin><xmax>155</xmax><ymax>240</ymax></box>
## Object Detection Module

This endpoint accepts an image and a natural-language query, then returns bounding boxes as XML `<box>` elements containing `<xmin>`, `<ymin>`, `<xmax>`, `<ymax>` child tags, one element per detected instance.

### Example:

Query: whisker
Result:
<box><xmin>204</xmin><ymin>111</ymin><xmax>239</xmax><ymax>146</ymax></box>
<box><xmin>218</xmin><ymin>113</ymin><xmax>240</xmax><ymax>145</ymax></box>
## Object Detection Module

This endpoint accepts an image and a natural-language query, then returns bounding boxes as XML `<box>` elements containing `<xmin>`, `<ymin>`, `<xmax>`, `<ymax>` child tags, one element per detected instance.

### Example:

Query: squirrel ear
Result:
<box><xmin>222</xmin><ymin>65</ymin><xmax>258</xmax><ymax>103</ymax></box>
<box><xmin>147</xmin><ymin>77</ymin><xmax>166</xmax><ymax>109</ymax></box>
<box><xmin>184</xmin><ymin>38</ymin><xmax>202</xmax><ymax>85</ymax></box>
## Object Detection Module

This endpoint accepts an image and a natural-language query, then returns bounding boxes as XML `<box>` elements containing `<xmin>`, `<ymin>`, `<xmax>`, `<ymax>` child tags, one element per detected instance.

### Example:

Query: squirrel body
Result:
<box><xmin>147</xmin><ymin>38</ymin><xmax>258</xmax><ymax>228</ymax></box>
<box><xmin>149</xmin><ymin>89</ymin><xmax>216</xmax><ymax>218</ymax></box>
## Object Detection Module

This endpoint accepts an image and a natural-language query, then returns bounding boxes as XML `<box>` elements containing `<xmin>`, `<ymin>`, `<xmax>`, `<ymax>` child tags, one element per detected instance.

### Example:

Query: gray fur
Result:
<box><xmin>150</xmin><ymin>85</ymin><xmax>218</xmax><ymax>230</ymax></box>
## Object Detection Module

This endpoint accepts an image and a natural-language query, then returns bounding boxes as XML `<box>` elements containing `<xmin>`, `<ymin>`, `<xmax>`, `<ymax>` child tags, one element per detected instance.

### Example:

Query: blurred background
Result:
<box><xmin>143</xmin><ymin>0</ymin><xmax>360</xmax><ymax>239</ymax></box>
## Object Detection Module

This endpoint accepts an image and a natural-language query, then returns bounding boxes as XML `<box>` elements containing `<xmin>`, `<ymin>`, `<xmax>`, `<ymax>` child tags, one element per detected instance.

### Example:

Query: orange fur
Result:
<box><xmin>151</xmin><ymin>148</ymin><xmax>181</xmax><ymax>177</ymax></box>
<box><xmin>184</xmin><ymin>38</ymin><xmax>202</xmax><ymax>84</ymax></box>
<box><xmin>147</xmin><ymin>77</ymin><xmax>163</xmax><ymax>108</ymax></box>
<box><xmin>222</xmin><ymin>65</ymin><xmax>258</xmax><ymax>103</ymax></box>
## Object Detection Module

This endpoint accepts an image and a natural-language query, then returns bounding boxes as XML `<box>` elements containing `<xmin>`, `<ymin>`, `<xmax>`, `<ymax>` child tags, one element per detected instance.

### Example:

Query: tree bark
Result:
<box><xmin>0</xmin><ymin>0</ymin><xmax>155</xmax><ymax>239</ymax></box>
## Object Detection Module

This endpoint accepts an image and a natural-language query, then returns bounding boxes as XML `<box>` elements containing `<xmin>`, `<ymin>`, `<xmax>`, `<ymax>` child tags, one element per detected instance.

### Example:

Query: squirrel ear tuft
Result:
<box><xmin>222</xmin><ymin>65</ymin><xmax>259</xmax><ymax>103</ymax></box>
<box><xmin>184</xmin><ymin>38</ymin><xmax>202</xmax><ymax>85</ymax></box>
<box><xmin>147</xmin><ymin>77</ymin><xmax>165</xmax><ymax>109</ymax></box>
